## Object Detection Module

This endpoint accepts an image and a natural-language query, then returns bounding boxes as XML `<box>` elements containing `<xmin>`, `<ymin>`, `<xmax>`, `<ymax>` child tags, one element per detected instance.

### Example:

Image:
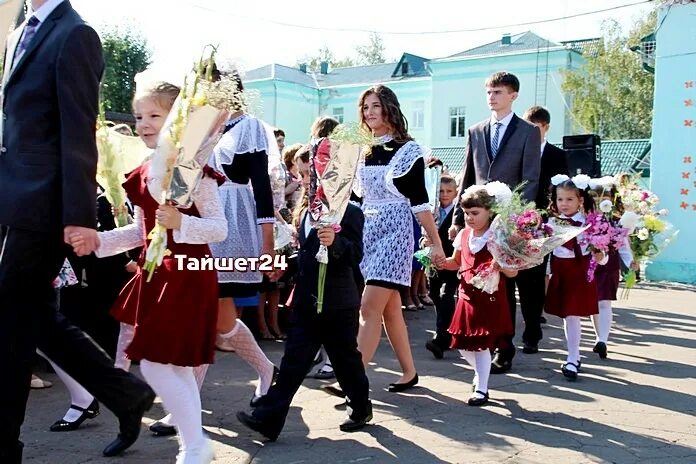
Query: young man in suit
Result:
<box><xmin>450</xmin><ymin>71</ymin><xmax>541</xmax><ymax>374</ymax></box>
<box><xmin>425</xmin><ymin>174</ymin><xmax>459</xmax><ymax>359</ymax></box>
<box><xmin>0</xmin><ymin>1</ymin><xmax>155</xmax><ymax>461</ymax></box>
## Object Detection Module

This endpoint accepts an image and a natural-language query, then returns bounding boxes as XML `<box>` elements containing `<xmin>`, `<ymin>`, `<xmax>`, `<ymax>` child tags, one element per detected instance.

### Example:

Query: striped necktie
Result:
<box><xmin>13</xmin><ymin>16</ymin><xmax>40</xmax><ymax>68</ymax></box>
<box><xmin>491</xmin><ymin>122</ymin><xmax>502</xmax><ymax>159</ymax></box>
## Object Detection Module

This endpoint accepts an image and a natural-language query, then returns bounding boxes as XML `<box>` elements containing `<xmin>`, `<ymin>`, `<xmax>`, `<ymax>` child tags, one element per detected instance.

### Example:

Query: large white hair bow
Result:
<box><xmin>551</xmin><ymin>174</ymin><xmax>570</xmax><ymax>186</ymax></box>
<box><xmin>571</xmin><ymin>174</ymin><xmax>591</xmax><ymax>190</ymax></box>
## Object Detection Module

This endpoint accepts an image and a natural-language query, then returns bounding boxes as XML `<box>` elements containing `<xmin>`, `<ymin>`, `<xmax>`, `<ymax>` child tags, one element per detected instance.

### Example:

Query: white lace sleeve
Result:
<box><xmin>353</xmin><ymin>159</ymin><xmax>365</xmax><ymax>199</ymax></box>
<box><xmin>208</xmin><ymin>116</ymin><xmax>270</xmax><ymax>172</ymax></box>
<box><xmin>385</xmin><ymin>141</ymin><xmax>425</xmax><ymax>199</ymax></box>
<box><xmin>173</xmin><ymin>177</ymin><xmax>227</xmax><ymax>244</ymax></box>
<box><xmin>96</xmin><ymin>207</ymin><xmax>145</xmax><ymax>257</ymax></box>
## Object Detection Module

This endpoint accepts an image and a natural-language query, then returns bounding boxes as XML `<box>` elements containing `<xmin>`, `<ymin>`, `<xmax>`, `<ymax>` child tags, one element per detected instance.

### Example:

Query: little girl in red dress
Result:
<box><xmin>73</xmin><ymin>81</ymin><xmax>227</xmax><ymax>463</ymax></box>
<box><xmin>443</xmin><ymin>186</ymin><xmax>516</xmax><ymax>406</ymax></box>
<box><xmin>546</xmin><ymin>176</ymin><xmax>607</xmax><ymax>381</ymax></box>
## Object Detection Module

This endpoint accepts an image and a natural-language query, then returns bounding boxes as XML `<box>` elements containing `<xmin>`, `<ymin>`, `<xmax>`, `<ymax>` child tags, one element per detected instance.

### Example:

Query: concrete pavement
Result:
<box><xmin>21</xmin><ymin>283</ymin><xmax>696</xmax><ymax>463</ymax></box>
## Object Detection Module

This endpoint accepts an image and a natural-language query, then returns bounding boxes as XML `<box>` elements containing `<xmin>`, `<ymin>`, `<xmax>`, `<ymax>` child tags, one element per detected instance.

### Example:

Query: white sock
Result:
<box><xmin>564</xmin><ymin>316</ymin><xmax>582</xmax><ymax>370</ymax></box>
<box><xmin>158</xmin><ymin>364</ymin><xmax>210</xmax><ymax>427</ymax></box>
<box><xmin>221</xmin><ymin>321</ymin><xmax>274</xmax><ymax>397</ymax></box>
<box><xmin>140</xmin><ymin>360</ymin><xmax>205</xmax><ymax>450</ymax></box>
<box><xmin>458</xmin><ymin>349</ymin><xmax>476</xmax><ymax>366</ymax></box>
<box><xmin>39</xmin><ymin>351</ymin><xmax>94</xmax><ymax>422</ymax></box>
<box><xmin>115</xmin><ymin>323</ymin><xmax>135</xmax><ymax>371</ymax></box>
<box><xmin>473</xmin><ymin>350</ymin><xmax>492</xmax><ymax>396</ymax></box>
<box><xmin>592</xmin><ymin>301</ymin><xmax>613</xmax><ymax>343</ymax></box>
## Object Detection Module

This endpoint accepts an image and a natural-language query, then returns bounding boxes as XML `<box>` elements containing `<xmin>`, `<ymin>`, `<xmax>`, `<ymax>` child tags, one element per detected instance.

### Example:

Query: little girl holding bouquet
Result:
<box><xmin>71</xmin><ymin>80</ymin><xmax>227</xmax><ymax>462</ymax></box>
<box><xmin>442</xmin><ymin>185</ymin><xmax>517</xmax><ymax>406</ymax></box>
<box><xmin>590</xmin><ymin>179</ymin><xmax>636</xmax><ymax>360</ymax></box>
<box><xmin>545</xmin><ymin>175</ymin><xmax>607</xmax><ymax>381</ymax></box>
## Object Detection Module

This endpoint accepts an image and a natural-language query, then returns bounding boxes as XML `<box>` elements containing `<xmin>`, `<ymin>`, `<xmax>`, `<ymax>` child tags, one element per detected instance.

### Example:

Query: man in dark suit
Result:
<box><xmin>424</xmin><ymin>174</ymin><xmax>459</xmax><ymax>359</ymax></box>
<box><xmin>0</xmin><ymin>1</ymin><xmax>154</xmax><ymax>461</ymax></box>
<box><xmin>451</xmin><ymin>71</ymin><xmax>541</xmax><ymax>374</ymax></box>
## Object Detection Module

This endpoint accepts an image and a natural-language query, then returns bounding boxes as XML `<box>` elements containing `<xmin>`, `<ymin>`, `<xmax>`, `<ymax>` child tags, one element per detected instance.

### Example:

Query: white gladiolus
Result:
<box><xmin>637</xmin><ymin>228</ymin><xmax>650</xmax><ymax>241</ymax></box>
<box><xmin>619</xmin><ymin>211</ymin><xmax>640</xmax><ymax>232</ymax></box>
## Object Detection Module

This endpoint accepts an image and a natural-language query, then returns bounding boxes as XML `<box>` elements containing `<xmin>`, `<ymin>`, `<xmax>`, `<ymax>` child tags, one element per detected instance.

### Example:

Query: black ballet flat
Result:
<box><xmin>149</xmin><ymin>421</ymin><xmax>177</xmax><ymax>437</ymax></box>
<box><xmin>49</xmin><ymin>399</ymin><xmax>99</xmax><ymax>432</ymax></box>
<box><xmin>561</xmin><ymin>362</ymin><xmax>580</xmax><ymax>381</ymax></box>
<box><xmin>467</xmin><ymin>391</ymin><xmax>489</xmax><ymax>406</ymax></box>
<box><xmin>387</xmin><ymin>373</ymin><xmax>418</xmax><ymax>393</ymax></box>
<box><xmin>593</xmin><ymin>341</ymin><xmax>608</xmax><ymax>359</ymax></box>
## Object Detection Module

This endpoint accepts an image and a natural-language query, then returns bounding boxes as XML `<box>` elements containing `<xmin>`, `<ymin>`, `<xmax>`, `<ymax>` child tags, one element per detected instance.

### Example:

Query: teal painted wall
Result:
<box><xmin>647</xmin><ymin>2</ymin><xmax>696</xmax><ymax>284</ymax></box>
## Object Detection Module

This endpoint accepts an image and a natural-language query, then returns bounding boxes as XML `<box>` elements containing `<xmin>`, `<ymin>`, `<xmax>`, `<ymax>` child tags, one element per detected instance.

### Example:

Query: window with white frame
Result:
<box><xmin>412</xmin><ymin>101</ymin><xmax>424</xmax><ymax>129</ymax></box>
<box><xmin>332</xmin><ymin>107</ymin><xmax>344</xmax><ymax>123</ymax></box>
<box><xmin>449</xmin><ymin>106</ymin><xmax>466</xmax><ymax>138</ymax></box>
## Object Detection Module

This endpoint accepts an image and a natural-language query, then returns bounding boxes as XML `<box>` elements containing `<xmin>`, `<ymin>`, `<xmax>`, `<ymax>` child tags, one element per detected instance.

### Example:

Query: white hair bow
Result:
<box><xmin>551</xmin><ymin>174</ymin><xmax>570</xmax><ymax>186</ymax></box>
<box><xmin>571</xmin><ymin>174</ymin><xmax>591</xmax><ymax>190</ymax></box>
<box><xmin>588</xmin><ymin>176</ymin><xmax>616</xmax><ymax>190</ymax></box>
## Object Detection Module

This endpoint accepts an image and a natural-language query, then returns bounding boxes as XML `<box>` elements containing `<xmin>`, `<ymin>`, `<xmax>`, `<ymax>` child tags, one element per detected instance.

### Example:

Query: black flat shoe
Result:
<box><xmin>236</xmin><ymin>411</ymin><xmax>280</xmax><ymax>441</ymax></box>
<box><xmin>387</xmin><ymin>373</ymin><xmax>418</xmax><ymax>393</ymax></box>
<box><xmin>339</xmin><ymin>412</ymin><xmax>373</xmax><ymax>432</ymax></box>
<box><xmin>467</xmin><ymin>391</ymin><xmax>489</xmax><ymax>406</ymax></box>
<box><xmin>425</xmin><ymin>340</ymin><xmax>444</xmax><ymax>360</ymax></box>
<box><xmin>522</xmin><ymin>343</ymin><xmax>539</xmax><ymax>354</ymax></box>
<box><xmin>593</xmin><ymin>341</ymin><xmax>608</xmax><ymax>359</ymax></box>
<box><xmin>49</xmin><ymin>399</ymin><xmax>99</xmax><ymax>432</ymax></box>
<box><xmin>321</xmin><ymin>383</ymin><xmax>346</xmax><ymax>398</ymax></box>
<box><xmin>561</xmin><ymin>362</ymin><xmax>580</xmax><ymax>381</ymax></box>
<box><xmin>149</xmin><ymin>421</ymin><xmax>177</xmax><ymax>437</ymax></box>
<box><xmin>490</xmin><ymin>359</ymin><xmax>512</xmax><ymax>374</ymax></box>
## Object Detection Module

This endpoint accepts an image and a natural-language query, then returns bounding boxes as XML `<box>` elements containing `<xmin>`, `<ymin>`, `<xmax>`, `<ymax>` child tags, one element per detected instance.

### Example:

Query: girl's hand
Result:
<box><xmin>448</xmin><ymin>225</ymin><xmax>460</xmax><ymax>241</ymax></box>
<box><xmin>593</xmin><ymin>251</ymin><xmax>606</xmax><ymax>263</ymax></box>
<box><xmin>421</xmin><ymin>236</ymin><xmax>432</xmax><ymax>247</ymax></box>
<box><xmin>317</xmin><ymin>227</ymin><xmax>335</xmax><ymax>247</ymax></box>
<box><xmin>156</xmin><ymin>204</ymin><xmax>182</xmax><ymax>230</ymax></box>
<box><xmin>125</xmin><ymin>260</ymin><xmax>138</xmax><ymax>273</ymax></box>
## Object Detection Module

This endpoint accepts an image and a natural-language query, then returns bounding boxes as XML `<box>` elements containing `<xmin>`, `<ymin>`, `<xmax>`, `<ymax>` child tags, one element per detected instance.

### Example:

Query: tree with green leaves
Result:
<box><xmin>356</xmin><ymin>32</ymin><xmax>386</xmax><ymax>65</ymax></box>
<box><xmin>100</xmin><ymin>27</ymin><xmax>151</xmax><ymax>114</ymax></box>
<box><xmin>562</xmin><ymin>12</ymin><xmax>656</xmax><ymax>139</ymax></box>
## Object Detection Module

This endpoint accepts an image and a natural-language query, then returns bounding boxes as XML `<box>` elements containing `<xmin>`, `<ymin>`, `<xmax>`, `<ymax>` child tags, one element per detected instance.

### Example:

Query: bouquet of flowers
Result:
<box><xmin>579</xmin><ymin>211</ymin><xmax>629</xmax><ymax>282</ymax></box>
<box><xmin>308</xmin><ymin>123</ymin><xmax>368</xmax><ymax>312</ymax></box>
<box><xmin>96</xmin><ymin>105</ymin><xmax>149</xmax><ymax>227</ymax></box>
<box><xmin>614</xmin><ymin>174</ymin><xmax>678</xmax><ymax>294</ymax></box>
<box><xmin>143</xmin><ymin>45</ymin><xmax>235</xmax><ymax>281</ymax></box>
<box><xmin>470</xmin><ymin>182</ymin><xmax>587</xmax><ymax>294</ymax></box>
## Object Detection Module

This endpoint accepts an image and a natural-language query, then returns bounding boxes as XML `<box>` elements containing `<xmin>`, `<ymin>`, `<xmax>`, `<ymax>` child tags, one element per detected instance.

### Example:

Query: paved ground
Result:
<box><xmin>21</xmin><ymin>282</ymin><xmax>696</xmax><ymax>463</ymax></box>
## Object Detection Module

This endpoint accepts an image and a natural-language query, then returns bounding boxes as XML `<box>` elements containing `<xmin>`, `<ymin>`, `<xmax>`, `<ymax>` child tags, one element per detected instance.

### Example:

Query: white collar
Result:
<box><xmin>373</xmin><ymin>134</ymin><xmax>394</xmax><ymax>145</ymax></box>
<box><xmin>490</xmin><ymin>112</ymin><xmax>514</xmax><ymax>127</ymax></box>
<box><xmin>541</xmin><ymin>139</ymin><xmax>547</xmax><ymax>155</ymax></box>
<box><xmin>30</xmin><ymin>0</ymin><xmax>65</xmax><ymax>24</ymax></box>
<box><xmin>559</xmin><ymin>212</ymin><xmax>585</xmax><ymax>223</ymax></box>
<box><xmin>468</xmin><ymin>228</ymin><xmax>492</xmax><ymax>254</ymax></box>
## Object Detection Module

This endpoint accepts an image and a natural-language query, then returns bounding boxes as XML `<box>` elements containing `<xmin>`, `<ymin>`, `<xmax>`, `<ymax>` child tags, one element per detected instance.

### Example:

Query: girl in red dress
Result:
<box><xmin>443</xmin><ymin>186</ymin><xmax>517</xmax><ymax>406</ymax></box>
<box><xmin>545</xmin><ymin>177</ymin><xmax>607</xmax><ymax>381</ymax></box>
<box><xmin>73</xmin><ymin>81</ymin><xmax>227</xmax><ymax>463</ymax></box>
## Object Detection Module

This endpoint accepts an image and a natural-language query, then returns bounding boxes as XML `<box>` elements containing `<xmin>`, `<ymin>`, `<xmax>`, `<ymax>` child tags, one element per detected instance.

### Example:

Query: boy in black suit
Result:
<box><xmin>425</xmin><ymin>174</ymin><xmax>459</xmax><ymax>359</ymax></box>
<box><xmin>237</xmin><ymin>142</ymin><xmax>371</xmax><ymax>441</ymax></box>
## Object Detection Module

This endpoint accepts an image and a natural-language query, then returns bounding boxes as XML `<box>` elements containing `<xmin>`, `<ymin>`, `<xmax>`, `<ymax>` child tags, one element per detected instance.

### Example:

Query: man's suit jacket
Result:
<box><xmin>455</xmin><ymin>114</ymin><xmax>541</xmax><ymax>226</ymax></box>
<box><xmin>0</xmin><ymin>1</ymin><xmax>104</xmax><ymax>231</ymax></box>
<box><xmin>294</xmin><ymin>204</ymin><xmax>364</xmax><ymax>312</ymax></box>
<box><xmin>536</xmin><ymin>143</ymin><xmax>569</xmax><ymax>210</ymax></box>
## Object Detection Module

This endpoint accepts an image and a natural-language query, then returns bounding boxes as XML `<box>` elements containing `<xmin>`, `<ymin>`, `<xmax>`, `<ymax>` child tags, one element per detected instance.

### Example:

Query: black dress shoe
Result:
<box><xmin>522</xmin><ymin>343</ymin><xmax>539</xmax><ymax>354</ymax></box>
<box><xmin>425</xmin><ymin>340</ymin><xmax>444</xmax><ymax>360</ymax></box>
<box><xmin>561</xmin><ymin>362</ymin><xmax>579</xmax><ymax>381</ymax></box>
<box><xmin>467</xmin><ymin>391</ymin><xmax>489</xmax><ymax>406</ymax></box>
<box><xmin>387</xmin><ymin>373</ymin><xmax>418</xmax><ymax>393</ymax></box>
<box><xmin>102</xmin><ymin>391</ymin><xmax>155</xmax><ymax>457</ymax></box>
<box><xmin>149</xmin><ymin>421</ymin><xmax>177</xmax><ymax>437</ymax></box>
<box><xmin>339</xmin><ymin>409</ymin><xmax>373</xmax><ymax>432</ymax></box>
<box><xmin>50</xmin><ymin>399</ymin><xmax>100</xmax><ymax>432</ymax></box>
<box><xmin>490</xmin><ymin>358</ymin><xmax>512</xmax><ymax>374</ymax></box>
<box><xmin>236</xmin><ymin>411</ymin><xmax>280</xmax><ymax>441</ymax></box>
<box><xmin>593</xmin><ymin>341</ymin><xmax>608</xmax><ymax>359</ymax></box>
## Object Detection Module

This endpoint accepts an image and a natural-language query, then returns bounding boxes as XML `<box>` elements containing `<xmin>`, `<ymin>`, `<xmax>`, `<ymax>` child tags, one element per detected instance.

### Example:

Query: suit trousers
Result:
<box><xmin>0</xmin><ymin>226</ymin><xmax>153</xmax><ymax>456</ymax></box>
<box><xmin>429</xmin><ymin>270</ymin><xmax>459</xmax><ymax>349</ymax></box>
<box><xmin>252</xmin><ymin>304</ymin><xmax>370</xmax><ymax>434</ymax></box>
<box><xmin>498</xmin><ymin>261</ymin><xmax>546</xmax><ymax>360</ymax></box>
